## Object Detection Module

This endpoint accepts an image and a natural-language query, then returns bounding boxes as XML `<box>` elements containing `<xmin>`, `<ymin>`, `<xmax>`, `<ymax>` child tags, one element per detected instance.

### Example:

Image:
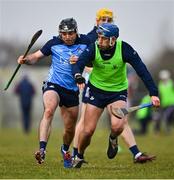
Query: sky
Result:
<box><xmin>0</xmin><ymin>0</ymin><xmax>174</xmax><ymax>63</ymax></box>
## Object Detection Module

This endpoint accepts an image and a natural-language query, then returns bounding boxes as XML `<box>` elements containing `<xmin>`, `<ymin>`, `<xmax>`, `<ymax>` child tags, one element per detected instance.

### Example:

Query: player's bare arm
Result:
<box><xmin>17</xmin><ymin>50</ymin><xmax>44</xmax><ymax>65</ymax></box>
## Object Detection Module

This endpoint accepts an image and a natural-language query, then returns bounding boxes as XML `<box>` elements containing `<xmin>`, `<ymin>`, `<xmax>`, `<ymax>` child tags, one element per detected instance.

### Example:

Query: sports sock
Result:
<box><xmin>40</xmin><ymin>141</ymin><xmax>47</xmax><ymax>151</ymax></box>
<box><xmin>109</xmin><ymin>134</ymin><xmax>117</xmax><ymax>140</ymax></box>
<box><xmin>129</xmin><ymin>145</ymin><xmax>142</xmax><ymax>157</ymax></box>
<box><xmin>72</xmin><ymin>147</ymin><xmax>78</xmax><ymax>156</ymax></box>
<box><xmin>109</xmin><ymin>134</ymin><xmax>118</xmax><ymax>145</ymax></box>
<box><xmin>77</xmin><ymin>153</ymin><xmax>84</xmax><ymax>160</ymax></box>
<box><xmin>63</xmin><ymin>144</ymin><xmax>69</xmax><ymax>152</ymax></box>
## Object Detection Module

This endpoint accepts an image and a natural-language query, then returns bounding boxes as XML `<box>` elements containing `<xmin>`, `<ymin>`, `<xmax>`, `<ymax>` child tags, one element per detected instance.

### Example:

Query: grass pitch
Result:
<box><xmin>0</xmin><ymin>128</ymin><xmax>174</xmax><ymax>179</ymax></box>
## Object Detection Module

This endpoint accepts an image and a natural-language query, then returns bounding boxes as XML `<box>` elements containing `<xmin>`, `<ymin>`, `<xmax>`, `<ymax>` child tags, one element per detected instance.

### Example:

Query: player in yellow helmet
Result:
<box><xmin>96</xmin><ymin>8</ymin><xmax>113</xmax><ymax>22</ymax></box>
<box><xmin>87</xmin><ymin>8</ymin><xmax>114</xmax><ymax>41</ymax></box>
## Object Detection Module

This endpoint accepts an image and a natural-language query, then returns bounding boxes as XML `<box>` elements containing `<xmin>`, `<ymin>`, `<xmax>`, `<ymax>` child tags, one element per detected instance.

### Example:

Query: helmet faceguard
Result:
<box><xmin>59</xmin><ymin>18</ymin><xmax>78</xmax><ymax>33</ymax></box>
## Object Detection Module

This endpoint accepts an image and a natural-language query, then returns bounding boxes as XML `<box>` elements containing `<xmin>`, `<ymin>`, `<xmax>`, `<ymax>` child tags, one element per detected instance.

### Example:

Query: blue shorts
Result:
<box><xmin>85</xmin><ymin>83</ymin><xmax>127</xmax><ymax>108</ymax></box>
<box><xmin>82</xmin><ymin>84</ymin><xmax>89</xmax><ymax>103</ymax></box>
<box><xmin>42</xmin><ymin>82</ymin><xmax>79</xmax><ymax>107</ymax></box>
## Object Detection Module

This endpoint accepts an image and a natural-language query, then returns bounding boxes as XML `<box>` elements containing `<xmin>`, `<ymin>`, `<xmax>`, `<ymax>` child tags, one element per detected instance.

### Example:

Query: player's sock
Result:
<box><xmin>62</xmin><ymin>144</ymin><xmax>69</xmax><ymax>152</ymax></box>
<box><xmin>39</xmin><ymin>141</ymin><xmax>47</xmax><ymax>151</ymax></box>
<box><xmin>129</xmin><ymin>145</ymin><xmax>142</xmax><ymax>157</ymax></box>
<box><xmin>72</xmin><ymin>147</ymin><xmax>78</xmax><ymax>156</ymax></box>
<box><xmin>110</xmin><ymin>134</ymin><xmax>117</xmax><ymax>139</ymax></box>
<box><xmin>77</xmin><ymin>153</ymin><xmax>84</xmax><ymax>160</ymax></box>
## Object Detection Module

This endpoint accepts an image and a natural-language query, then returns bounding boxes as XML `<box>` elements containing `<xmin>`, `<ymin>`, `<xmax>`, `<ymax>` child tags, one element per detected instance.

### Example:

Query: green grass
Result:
<box><xmin>0</xmin><ymin>128</ymin><xmax>174</xmax><ymax>179</ymax></box>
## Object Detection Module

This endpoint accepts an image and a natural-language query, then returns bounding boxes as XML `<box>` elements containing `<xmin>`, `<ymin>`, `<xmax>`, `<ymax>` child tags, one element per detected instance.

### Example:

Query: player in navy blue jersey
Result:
<box><xmin>72</xmin><ymin>8</ymin><xmax>114</xmax><ymax>161</ymax></box>
<box><xmin>17</xmin><ymin>18</ymin><xmax>90</xmax><ymax>168</ymax></box>
<box><xmin>71</xmin><ymin>8</ymin><xmax>160</xmax><ymax>165</ymax></box>
<box><xmin>71</xmin><ymin>23</ymin><xmax>160</xmax><ymax>168</ymax></box>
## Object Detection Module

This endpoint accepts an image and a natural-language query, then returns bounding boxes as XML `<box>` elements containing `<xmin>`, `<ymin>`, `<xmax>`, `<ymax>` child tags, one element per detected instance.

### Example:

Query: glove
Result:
<box><xmin>75</xmin><ymin>74</ymin><xmax>85</xmax><ymax>84</ymax></box>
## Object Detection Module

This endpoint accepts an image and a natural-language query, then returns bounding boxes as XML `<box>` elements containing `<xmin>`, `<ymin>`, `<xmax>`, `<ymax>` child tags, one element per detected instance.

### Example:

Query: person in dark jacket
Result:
<box><xmin>14</xmin><ymin>75</ymin><xmax>35</xmax><ymax>134</ymax></box>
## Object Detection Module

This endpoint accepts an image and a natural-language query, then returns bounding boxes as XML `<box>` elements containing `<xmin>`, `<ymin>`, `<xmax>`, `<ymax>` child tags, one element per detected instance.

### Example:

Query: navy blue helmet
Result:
<box><xmin>59</xmin><ymin>18</ymin><xmax>78</xmax><ymax>33</ymax></box>
<box><xmin>97</xmin><ymin>23</ymin><xmax>119</xmax><ymax>38</ymax></box>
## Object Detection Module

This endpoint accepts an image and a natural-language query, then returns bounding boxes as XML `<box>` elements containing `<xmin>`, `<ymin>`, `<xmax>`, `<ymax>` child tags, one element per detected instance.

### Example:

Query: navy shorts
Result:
<box><xmin>84</xmin><ymin>84</ymin><xmax>127</xmax><ymax>108</ymax></box>
<box><xmin>82</xmin><ymin>84</ymin><xmax>89</xmax><ymax>103</ymax></box>
<box><xmin>42</xmin><ymin>82</ymin><xmax>79</xmax><ymax>107</ymax></box>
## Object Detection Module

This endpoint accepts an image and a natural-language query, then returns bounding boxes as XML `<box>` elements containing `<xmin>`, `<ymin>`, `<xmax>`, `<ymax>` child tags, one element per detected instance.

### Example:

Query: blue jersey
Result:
<box><xmin>40</xmin><ymin>35</ymin><xmax>90</xmax><ymax>91</ymax></box>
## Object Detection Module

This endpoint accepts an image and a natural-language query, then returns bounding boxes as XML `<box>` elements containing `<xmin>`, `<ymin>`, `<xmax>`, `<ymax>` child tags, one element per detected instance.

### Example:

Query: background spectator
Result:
<box><xmin>14</xmin><ymin>75</ymin><xmax>36</xmax><ymax>134</ymax></box>
<box><xmin>135</xmin><ymin>95</ymin><xmax>152</xmax><ymax>135</ymax></box>
<box><xmin>154</xmin><ymin>70</ymin><xmax>174</xmax><ymax>134</ymax></box>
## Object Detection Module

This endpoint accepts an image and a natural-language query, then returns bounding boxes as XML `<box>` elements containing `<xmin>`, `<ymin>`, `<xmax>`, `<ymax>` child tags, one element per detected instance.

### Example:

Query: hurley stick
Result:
<box><xmin>4</xmin><ymin>30</ymin><xmax>42</xmax><ymax>91</ymax></box>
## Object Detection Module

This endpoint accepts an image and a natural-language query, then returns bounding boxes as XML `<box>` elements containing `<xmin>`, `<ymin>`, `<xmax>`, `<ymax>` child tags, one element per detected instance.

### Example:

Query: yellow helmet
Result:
<box><xmin>96</xmin><ymin>8</ymin><xmax>113</xmax><ymax>20</ymax></box>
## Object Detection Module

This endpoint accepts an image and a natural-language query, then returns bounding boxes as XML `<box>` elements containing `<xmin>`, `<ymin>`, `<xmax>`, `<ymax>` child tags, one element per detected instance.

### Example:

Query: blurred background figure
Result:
<box><xmin>127</xmin><ymin>66</ymin><xmax>138</xmax><ymax>107</ymax></box>
<box><xmin>154</xmin><ymin>70</ymin><xmax>174</xmax><ymax>134</ymax></box>
<box><xmin>134</xmin><ymin>95</ymin><xmax>152</xmax><ymax>135</ymax></box>
<box><xmin>14</xmin><ymin>75</ymin><xmax>36</xmax><ymax>134</ymax></box>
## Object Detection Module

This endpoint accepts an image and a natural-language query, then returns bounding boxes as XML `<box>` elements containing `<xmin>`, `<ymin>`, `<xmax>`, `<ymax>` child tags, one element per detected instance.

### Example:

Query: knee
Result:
<box><xmin>83</xmin><ymin>129</ymin><xmax>94</xmax><ymax>139</ymax></box>
<box><xmin>44</xmin><ymin>108</ymin><xmax>54</xmax><ymax>119</ymax></box>
<box><xmin>111</xmin><ymin>127</ymin><xmax>124</xmax><ymax>134</ymax></box>
<box><xmin>111</xmin><ymin>122</ymin><xmax>125</xmax><ymax>134</ymax></box>
<box><xmin>65</xmin><ymin>126</ymin><xmax>75</xmax><ymax>135</ymax></box>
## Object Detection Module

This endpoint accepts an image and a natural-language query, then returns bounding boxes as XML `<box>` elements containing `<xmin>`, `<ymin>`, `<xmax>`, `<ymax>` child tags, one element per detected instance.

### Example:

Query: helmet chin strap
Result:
<box><xmin>109</xmin><ymin>37</ymin><xmax>115</xmax><ymax>47</ymax></box>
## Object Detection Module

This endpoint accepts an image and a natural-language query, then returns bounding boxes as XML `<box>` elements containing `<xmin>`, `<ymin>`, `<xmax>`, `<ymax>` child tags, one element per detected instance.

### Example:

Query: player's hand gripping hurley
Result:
<box><xmin>111</xmin><ymin>102</ymin><xmax>153</xmax><ymax>119</ymax></box>
<box><xmin>4</xmin><ymin>30</ymin><xmax>43</xmax><ymax>91</ymax></box>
